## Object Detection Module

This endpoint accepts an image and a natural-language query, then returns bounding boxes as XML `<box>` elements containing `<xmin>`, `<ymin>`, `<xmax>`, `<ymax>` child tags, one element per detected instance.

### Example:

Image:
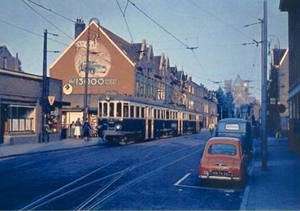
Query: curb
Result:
<box><xmin>0</xmin><ymin>139</ymin><xmax>104</xmax><ymax>159</ymax></box>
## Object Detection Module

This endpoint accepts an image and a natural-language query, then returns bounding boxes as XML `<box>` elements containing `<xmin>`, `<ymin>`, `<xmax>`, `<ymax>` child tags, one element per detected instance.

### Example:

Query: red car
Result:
<box><xmin>198</xmin><ymin>137</ymin><xmax>248</xmax><ymax>185</ymax></box>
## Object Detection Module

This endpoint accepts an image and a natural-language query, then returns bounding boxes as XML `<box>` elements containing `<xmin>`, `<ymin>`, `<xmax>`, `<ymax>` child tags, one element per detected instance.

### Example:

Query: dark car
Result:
<box><xmin>214</xmin><ymin>118</ymin><xmax>253</xmax><ymax>155</ymax></box>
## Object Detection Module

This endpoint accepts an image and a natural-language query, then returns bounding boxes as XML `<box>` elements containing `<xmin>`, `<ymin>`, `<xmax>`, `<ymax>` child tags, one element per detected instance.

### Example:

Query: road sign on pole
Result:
<box><xmin>48</xmin><ymin>96</ymin><xmax>55</xmax><ymax>106</ymax></box>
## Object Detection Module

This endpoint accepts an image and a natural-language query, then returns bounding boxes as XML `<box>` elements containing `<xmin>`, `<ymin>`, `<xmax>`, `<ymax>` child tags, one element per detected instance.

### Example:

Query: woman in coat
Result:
<box><xmin>74</xmin><ymin>118</ymin><xmax>82</xmax><ymax>139</ymax></box>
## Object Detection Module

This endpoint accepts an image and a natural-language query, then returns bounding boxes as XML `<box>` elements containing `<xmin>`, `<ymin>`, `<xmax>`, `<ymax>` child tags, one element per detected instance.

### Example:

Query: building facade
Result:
<box><xmin>267</xmin><ymin>47</ymin><xmax>288</xmax><ymax>135</ymax></box>
<box><xmin>50</xmin><ymin>20</ymin><xmax>217</xmax><ymax>128</ymax></box>
<box><xmin>0</xmin><ymin>68</ymin><xmax>67</xmax><ymax>145</ymax></box>
<box><xmin>280</xmin><ymin>0</ymin><xmax>300</xmax><ymax>153</ymax></box>
<box><xmin>0</xmin><ymin>46</ymin><xmax>21</xmax><ymax>71</ymax></box>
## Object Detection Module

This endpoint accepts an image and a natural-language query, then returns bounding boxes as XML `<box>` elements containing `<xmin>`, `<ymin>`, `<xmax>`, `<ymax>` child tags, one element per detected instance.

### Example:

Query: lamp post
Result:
<box><xmin>83</xmin><ymin>18</ymin><xmax>100</xmax><ymax>120</ymax></box>
<box><xmin>261</xmin><ymin>0</ymin><xmax>268</xmax><ymax>170</ymax></box>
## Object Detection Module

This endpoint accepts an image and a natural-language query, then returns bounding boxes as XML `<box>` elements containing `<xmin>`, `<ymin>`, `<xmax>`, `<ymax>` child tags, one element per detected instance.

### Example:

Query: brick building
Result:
<box><xmin>280</xmin><ymin>0</ymin><xmax>300</xmax><ymax>153</ymax></box>
<box><xmin>0</xmin><ymin>68</ymin><xmax>68</xmax><ymax>145</ymax></box>
<box><xmin>50</xmin><ymin>20</ymin><xmax>217</xmax><ymax>128</ymax></box>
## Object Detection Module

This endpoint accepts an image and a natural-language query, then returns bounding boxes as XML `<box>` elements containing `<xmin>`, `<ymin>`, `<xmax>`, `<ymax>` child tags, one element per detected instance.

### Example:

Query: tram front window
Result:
<box><xmin>117</xmin><ymin>102</ymin><xmax>122</xmax><ymax>117</ymax></box>
<box><xmin>109</xmin><ymin>103</ymin><xmax>114</xmax><ymax>117</ymax></box>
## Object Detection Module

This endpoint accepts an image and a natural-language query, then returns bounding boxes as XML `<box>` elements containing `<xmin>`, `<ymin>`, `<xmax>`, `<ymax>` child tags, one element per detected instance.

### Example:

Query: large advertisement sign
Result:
<box><xmin>72</xmin><ymin>33</ymin><xmax>116</xmax><ymax>85</ymax></box>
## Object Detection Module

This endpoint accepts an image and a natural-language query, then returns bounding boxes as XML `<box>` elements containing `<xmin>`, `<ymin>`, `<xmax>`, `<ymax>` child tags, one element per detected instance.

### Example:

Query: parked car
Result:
<box><xmin>198</xmin><ymin>137</ymin><xmax>248</xmax><ymax>186</ymax></box>
<box><xmin>214</xmin><ymin>118</ymin><xmax>253</xmax><ymax>156</ymax></box>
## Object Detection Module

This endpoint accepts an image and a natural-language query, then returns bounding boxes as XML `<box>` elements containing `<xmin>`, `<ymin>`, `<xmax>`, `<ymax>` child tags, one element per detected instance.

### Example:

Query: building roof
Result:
<box><xmin>272</xmin><ymin>48</ymin><xmax>286</xmax><ymax>66</ymax></box>
<box><xmin>233</xmin><ymin>75</ymin><xmax>243</xmax><ymax>87</ymax></box>
<box><xmin>279</xmin><ymin>0</ymin><xmax>299</xmax><ymax>11</ymax></box>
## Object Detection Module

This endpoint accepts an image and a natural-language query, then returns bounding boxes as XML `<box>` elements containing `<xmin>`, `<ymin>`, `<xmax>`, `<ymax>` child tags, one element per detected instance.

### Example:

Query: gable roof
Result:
<box><xmin>0</xmin><ymin>45</ymin><xmax>12</xmax><ymax>57</ymax></box>
<box><xmin>50</xmin><ymin>22</ymin><xmax>138</xmax><ymax>69</ymax></box>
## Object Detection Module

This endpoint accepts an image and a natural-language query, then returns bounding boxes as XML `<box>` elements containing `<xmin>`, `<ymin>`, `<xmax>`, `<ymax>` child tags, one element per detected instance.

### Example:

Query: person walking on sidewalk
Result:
<box><xmin>74</xmin><ymin>118</ymin><xmax>82</xmax><ymax>139</ymax></box>
<box><xmin>82</xmin><ymin>119</ymin><xmax>91</xmax><ymax>141</ymax></box>
<box><xmin>209</xmin><ymin>122</ymin><xmax>215</xmax><ymax>136</ymax></box>
<box><xmin>275</xmin><ymin>123</ymin><xmax>282</xmax><ymax>138</ymax></box>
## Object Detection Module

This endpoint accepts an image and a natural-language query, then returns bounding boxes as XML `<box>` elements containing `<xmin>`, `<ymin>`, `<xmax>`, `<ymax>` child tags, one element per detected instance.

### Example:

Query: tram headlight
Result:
<box><xmin>115</xmin><ymin>124</ymin><xmax>122</xmax><ymax>130</ymax></box>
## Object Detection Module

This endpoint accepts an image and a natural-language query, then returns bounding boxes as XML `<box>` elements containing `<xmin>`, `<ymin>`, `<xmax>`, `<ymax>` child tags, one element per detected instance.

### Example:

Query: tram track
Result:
<box><xmin>19</xmin><ymin>142</ymin><xmax>205</xmax><ymax>210</ymax></box>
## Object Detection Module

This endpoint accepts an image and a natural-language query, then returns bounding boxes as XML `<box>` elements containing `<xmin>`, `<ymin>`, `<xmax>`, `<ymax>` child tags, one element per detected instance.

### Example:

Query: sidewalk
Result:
<box><xmin>240</xmin><ymin>136</ymin><xmax>300</xmax><ymax>210</ymax></box>
<box><xmin>0</xmin><ymin>137</ymin><xmax>103</xmax><ymax>158</ymax></box>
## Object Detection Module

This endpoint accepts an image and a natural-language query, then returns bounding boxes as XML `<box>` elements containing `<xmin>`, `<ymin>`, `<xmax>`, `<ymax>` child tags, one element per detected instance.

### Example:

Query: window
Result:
<box><xmin>130</xmin><ymin>105</ymin><xmax>135</xmax><ymax>118</ymax></box>
<box><xmin>141</xmin><ymin>107</ymin><xmax>145</xmax><ymax>118</ymax></box>
<box><xmin>208</xmin><ymin>144</ymin><xmax>237</xmax><ymax>156</ymax></box>
<box><xmin>166</xmin><ymin>110</ymin><xmax>169</xmax><ymax>119</ymax></box>
<box><xmin>103</xmin><ymin>103</ymin><xmax>108</xmax><ymax>116</ymax></box>
<box><xmin>7</xmin><ymin>105</ymin><xmax>35</xmax><ymax>132</ymax></box>
<box><xmin>109</xmin><ymin>103</ymin><xmax>114</xmax><ymax>117</ymax></box>
<box><xmin>99</xmin><ymin>102</ymin><xmax>103</xmax><ymax>117</ymax></box>
<box><xmin>117</xmin><ymin>102</ymin><xmax>122</xmax><ymax>117</ymax></box>
<box><xmin>136</xmin><ymin>106</ymin><xmax>140</xmax><ymax>118</ymax></box>
<box><xmin>123</xmin><ymin>103</ymin><xmax>129</xmax><ymax>117</ymax></box>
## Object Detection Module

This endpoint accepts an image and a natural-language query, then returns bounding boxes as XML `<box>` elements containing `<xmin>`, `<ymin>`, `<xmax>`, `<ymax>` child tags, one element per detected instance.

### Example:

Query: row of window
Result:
<box><xmin>98</xmin><ymin>101</ymin><xmax>201</xmax><ymax>121</ymax></box>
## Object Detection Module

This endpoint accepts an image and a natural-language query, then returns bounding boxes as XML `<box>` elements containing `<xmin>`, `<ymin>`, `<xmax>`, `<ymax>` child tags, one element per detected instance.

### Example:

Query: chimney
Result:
<box><xmin>75</xmin><ymin>19</ymin><xmax>86</xmax><ymax>39</ymax></box>
<box><xmin>14</xmin><ymin>53</ymin><xmax>19</xmax><ymax>71</ymax></box>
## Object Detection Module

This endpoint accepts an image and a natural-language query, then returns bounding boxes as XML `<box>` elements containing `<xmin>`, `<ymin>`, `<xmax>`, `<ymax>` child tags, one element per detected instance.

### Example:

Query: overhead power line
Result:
<box><xmin>0</xmin><ymin>19</ymin><xmax>69</xmax><ymax>46</ymax></box>
<box><xmin>27</xmin><ymin>0</ymin><xmax>75</xmax><ymax>23</ymax></box>
<box><xmin>116</xmin><ymin>0</ymin><xmax>134</xmax><ymax>43</ymax></box>
<box><xmin>127</xmin><ymin>0</ymin><xmax>189</xmax><ymax>49</ymax></box>
<box><xmin>187</xmin><ymin>0</ymin><xmax>256</xmax><ymax>42</ymax></box>
<box><xmin>22</xmin><ymin>0</ymin><xmax>73</xmax><ymax>40</ymax></box>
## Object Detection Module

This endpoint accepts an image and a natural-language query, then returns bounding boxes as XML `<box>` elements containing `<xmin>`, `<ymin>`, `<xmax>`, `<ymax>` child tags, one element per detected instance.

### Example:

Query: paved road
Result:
<box><xmin>0</xmin><ymin>132</ymin><xmax>246</xmax><ymax>210</ymax></box>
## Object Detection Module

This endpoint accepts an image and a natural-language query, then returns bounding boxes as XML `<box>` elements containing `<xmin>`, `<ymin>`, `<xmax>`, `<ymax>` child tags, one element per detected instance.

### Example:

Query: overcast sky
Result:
<box><xmin>0</xmin><ymin>0</ymin><xmax>288</xmax><ymax>100</ymax></box>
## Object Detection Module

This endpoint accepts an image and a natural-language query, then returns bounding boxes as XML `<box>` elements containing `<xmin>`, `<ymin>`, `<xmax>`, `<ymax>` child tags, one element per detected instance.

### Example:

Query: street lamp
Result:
<box><xmin>268</xmin><ymin>35</ymin><xmax>280</xmax><ymax>49</ymax></box>
<box><xmin>83</xmin><ymin>18</ymin><xmax>100</xmax><ymax>120</ymax></box>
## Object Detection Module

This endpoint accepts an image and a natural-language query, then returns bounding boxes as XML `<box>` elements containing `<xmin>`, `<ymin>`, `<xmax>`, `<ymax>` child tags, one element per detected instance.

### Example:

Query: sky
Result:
<box><xmin>0</xmin><ymin>0</ymin><xmax>288</xmax><ymax>100</ymax></box>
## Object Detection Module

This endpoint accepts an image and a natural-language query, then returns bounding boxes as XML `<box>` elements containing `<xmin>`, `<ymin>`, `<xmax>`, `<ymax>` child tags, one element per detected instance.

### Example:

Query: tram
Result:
<box><xmin>97</xmin><ymin>95</ymin><xmax>203</xmax><ymax>145</ymax></box>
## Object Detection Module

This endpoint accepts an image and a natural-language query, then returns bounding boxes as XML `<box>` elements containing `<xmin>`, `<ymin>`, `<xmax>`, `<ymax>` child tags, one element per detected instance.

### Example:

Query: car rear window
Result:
<box><xmin>208</xmin><ymin>144</ymin><xmax>237</xmax><ymax>156</ymax></box>
<box><xmin>225</xmin><ymin>123</ymin><xmax>240</xmax><ymax>131</ymax></box>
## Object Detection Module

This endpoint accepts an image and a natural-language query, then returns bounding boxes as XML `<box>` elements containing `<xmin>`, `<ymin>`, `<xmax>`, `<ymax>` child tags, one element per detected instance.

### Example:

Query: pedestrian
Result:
<box><xmin>253</xmin><ymin>121</ymin><xmax>260</xmax><ymax>141</ymax></box>
<box><xmin>82</xmin><ymin>119</ymin><xmax>91</xmax><ymax>141</ymax></box>
<box><xmin>209</xmin><ymin>122</ymin><xmax>215</xmax><ymax>136</ymax></box>
<box><xmin>68</xmin><ymin>121</ymin><xmax>75</xmax><ymax>138</ymax></box>
<box><xmin>74</xmin><ymin>118</ymin><xmax>82</xmax><ymax>139</ymax></box>
<box><xmin>275</xmin><ymin>123</ymin><xmax>282</xmax><ymax>138</ymax></box>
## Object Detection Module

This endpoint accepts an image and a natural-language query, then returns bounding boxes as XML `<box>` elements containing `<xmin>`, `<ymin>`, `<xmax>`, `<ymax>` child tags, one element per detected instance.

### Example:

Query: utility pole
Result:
<box><xmin>40</xmin><ymin>29</ymin><xmax>59</xmax><ymax>143</ymax></box>
<box><xmin>83</xmin><ymin>26</ymin><xmax>90</xmax><ymax>121</ymax></box>
<box><xmin>261</xmin><ymin>0</ymin><xmax>268</xmax><ymax>170</ymax></box>
<box><xmin>83</xmin><ymin>18</ymin><xmax>100</xmax><ymax>121</ymax></box>
<box><xmin>41</xmin><ymin>29</ymin><xmax>48</xmax><ymax>143</ymax></box>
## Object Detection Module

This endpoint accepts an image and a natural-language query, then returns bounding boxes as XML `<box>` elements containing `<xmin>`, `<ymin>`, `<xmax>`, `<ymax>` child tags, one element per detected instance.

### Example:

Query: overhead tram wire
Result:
<box><xmin>127</xmin><ymin>0</ymin><xmax>189</xmax><ymax>49</ymax></box>
<box><xmin>126</xmin><ymin>0</ymin><xmax>217</xmax><ymax>84</ymax></box>
<box><xmin>186</xmin><ymin>0</ymin><xmax>256</xmax><ymax>42</ymax></box>
<box><xmin>25</xmin><ymin>0</ymin><xmax>105</xmax><ymax>41</ymax></box>
<box><xmin>27</xmin><ymin>0</ymin><xmax>76</xmax><ymax>23</ymax></box>
<box><xmin>223</xmin><ymin>0</ymin><xmax>261</xmax><ymax>21</ymax></box>
<box><xmin>22</xmin><ymin>0</ymin><xmax>73</xmax><ymax>41</ymax></box>
<box><xmin>0</xmin><ymin>19</ymin><xmax>68</xmax><ymax>47</ymax></box>
<box><xmin>116</xmin><ymin>0</ymin><xmax>134</xmax><ymax>43</ymax></box>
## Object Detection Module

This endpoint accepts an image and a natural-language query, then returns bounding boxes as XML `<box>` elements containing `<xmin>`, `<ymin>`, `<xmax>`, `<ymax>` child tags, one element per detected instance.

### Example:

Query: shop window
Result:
<box><xmin>7</xmin><ymin>105</ymin><xmax>35</xmax><ymax>132</ymax></box>
<box><xmin>46</xmin><ymin>107</ymin><xmax>59</xmax><ymax>133</ymax></box>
